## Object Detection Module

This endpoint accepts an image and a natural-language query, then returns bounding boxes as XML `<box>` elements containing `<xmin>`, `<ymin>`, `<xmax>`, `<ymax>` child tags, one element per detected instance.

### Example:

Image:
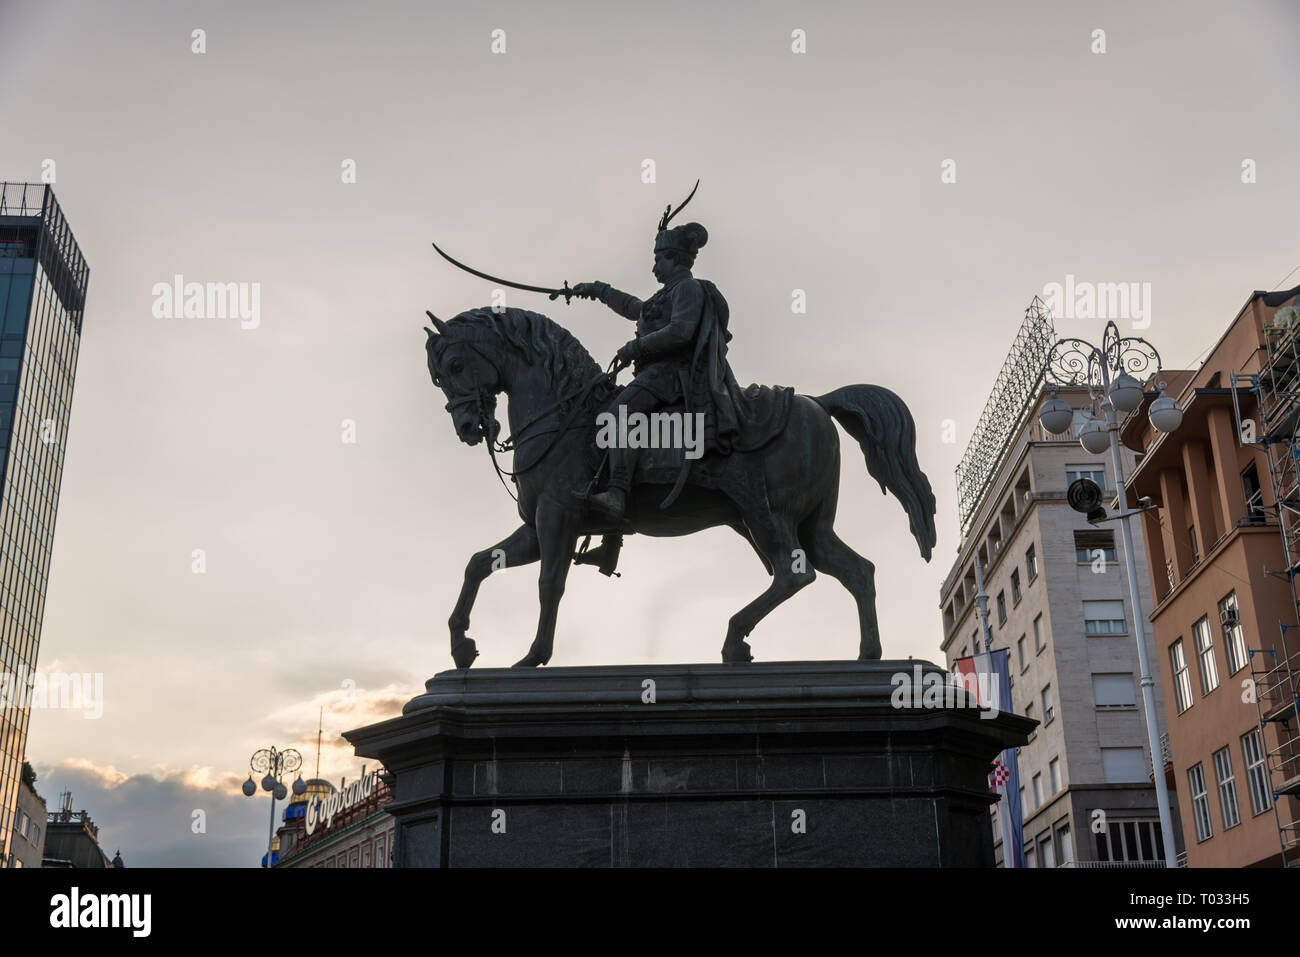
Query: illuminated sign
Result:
<box><xmin>305</xmin><ymin>771</ymin><xmax>377</xmax><ymax>836</ymax></box>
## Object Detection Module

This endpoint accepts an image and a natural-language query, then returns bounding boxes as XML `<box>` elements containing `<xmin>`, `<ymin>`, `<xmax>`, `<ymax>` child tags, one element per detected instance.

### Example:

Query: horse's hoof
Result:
<box><xmin>511</xmin><ymin>649</ymin><xmax>551</xmax><ymax>668</ymax></box>
<box><xmin>451</xmin><ymin>637</ymin><xmax>479</xmax><ymax>669</ymax></box>
<box><xmin>721</xmin><ymin>640</ymin><xmax>753</xmax><ymax>663</ymax></box>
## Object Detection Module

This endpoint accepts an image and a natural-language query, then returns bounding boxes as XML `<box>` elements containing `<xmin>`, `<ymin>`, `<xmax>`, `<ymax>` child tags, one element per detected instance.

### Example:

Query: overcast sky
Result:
<box><xmin>1</xmin><ymin>0</ymin><xmax>1297</xmax><ymax>865</ymax></box>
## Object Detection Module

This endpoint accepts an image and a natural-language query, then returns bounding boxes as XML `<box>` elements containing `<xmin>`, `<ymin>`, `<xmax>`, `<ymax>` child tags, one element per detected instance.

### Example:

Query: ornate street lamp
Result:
<box><xmin>242</xmin><ymin>746</ymin><xmax>304</xmax><ymax>868</ymax></box>
<box><xmin>1037</xmin><ymin>320</ymin><xmax>1182</xmax><ymax>869</ymax></box>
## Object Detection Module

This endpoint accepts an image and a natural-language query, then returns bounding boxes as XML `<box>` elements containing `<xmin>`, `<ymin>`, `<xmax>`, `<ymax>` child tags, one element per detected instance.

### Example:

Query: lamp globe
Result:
<box><xmin>1039</xmin><ymin>392</ymin><xmax>1074</xmax><ymax>435</ymax></box>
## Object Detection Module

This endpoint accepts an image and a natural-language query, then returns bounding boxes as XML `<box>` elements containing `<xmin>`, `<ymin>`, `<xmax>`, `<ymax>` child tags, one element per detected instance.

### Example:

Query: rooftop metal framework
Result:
<box><xmin>0</xmin><ymin>181</ymin><xmax>47</xmax><ymax>217</ymax></box>
<box><xmin>955</xmin><ymin>296</ymin><xmax>1056</xmax><ymax>535</ymax></box>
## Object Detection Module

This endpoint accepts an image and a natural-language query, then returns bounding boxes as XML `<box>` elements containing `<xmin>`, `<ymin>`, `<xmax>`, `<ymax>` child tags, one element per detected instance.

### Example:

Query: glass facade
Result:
<box><xmin>0</xmin><ymin>183</ymin><xmax>87</xmax><ymax>867</ymax></box>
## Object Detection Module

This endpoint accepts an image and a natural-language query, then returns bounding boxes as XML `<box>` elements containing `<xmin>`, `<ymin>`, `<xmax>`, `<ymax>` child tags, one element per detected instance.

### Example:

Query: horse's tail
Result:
<box><xmin>814</xmin><ymin>385</ymin><xmax>937</xmax><ymax>562</ymax></box>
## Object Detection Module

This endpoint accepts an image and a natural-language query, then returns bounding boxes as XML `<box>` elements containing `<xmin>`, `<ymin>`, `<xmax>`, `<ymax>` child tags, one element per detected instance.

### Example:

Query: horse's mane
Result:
<box><xmin>428</xmin><ymin>306</ymin><xmax>602</xmax><ymax>390</ymax></box>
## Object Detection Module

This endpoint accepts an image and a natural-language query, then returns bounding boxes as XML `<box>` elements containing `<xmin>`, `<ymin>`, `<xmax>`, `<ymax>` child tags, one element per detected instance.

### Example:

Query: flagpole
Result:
<box><xmin>974</xmin><ymin>553</ymin><xmax>993</xmax><ymax>653</ymax></box>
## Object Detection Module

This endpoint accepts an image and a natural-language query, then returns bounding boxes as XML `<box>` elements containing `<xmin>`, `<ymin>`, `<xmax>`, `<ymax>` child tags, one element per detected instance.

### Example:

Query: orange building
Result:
<box><xmin>1122</xmin><ymin>284</ymin><xmax>1300</xmax><ymax>867</ymax></box>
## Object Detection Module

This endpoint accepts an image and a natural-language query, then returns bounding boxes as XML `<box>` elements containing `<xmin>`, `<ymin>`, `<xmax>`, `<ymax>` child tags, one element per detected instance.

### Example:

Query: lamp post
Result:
<box><xmin>241</xmin><ymin>746</ymin><xmax>307</xmax><ymax>868</ymax></box>
<box><xmin>1038</xmin><ymin>320</ymin><xmax>1183</xmax><ymax>869</ymax></box>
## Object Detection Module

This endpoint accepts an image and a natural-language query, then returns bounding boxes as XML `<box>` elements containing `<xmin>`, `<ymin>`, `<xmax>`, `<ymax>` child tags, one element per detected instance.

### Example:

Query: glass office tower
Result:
<box><xmin>0</xmin><ymin>183</ymin><xmax>88</xmax><ymax>866</ymax></box>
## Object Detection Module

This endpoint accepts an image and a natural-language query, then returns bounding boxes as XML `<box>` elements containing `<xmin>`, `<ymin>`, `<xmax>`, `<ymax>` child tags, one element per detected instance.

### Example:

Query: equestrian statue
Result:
<box><xmin>426</xmin><ymin>183</ymin><xmax>936</xmax><ymax>668</ymax></box>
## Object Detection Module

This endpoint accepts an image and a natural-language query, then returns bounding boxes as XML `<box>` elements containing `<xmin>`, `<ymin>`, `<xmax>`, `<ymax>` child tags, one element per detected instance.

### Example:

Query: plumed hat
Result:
<box><xmin>655</xmin><ymin>221</ymin><xmax>708</xmax><ymax>254</ymax></box>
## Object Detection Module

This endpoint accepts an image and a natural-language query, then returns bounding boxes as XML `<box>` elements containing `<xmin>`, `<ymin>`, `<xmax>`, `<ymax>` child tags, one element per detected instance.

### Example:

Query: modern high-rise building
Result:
<box><xmin>939</xmin><ymin>300</ymin><xmax>1184</xmax><ymax>867</ymax></box>
<box><xmin>0</xmin><ymin>183</ymin><xmax>89</xmax><ymax>867</ymax></box>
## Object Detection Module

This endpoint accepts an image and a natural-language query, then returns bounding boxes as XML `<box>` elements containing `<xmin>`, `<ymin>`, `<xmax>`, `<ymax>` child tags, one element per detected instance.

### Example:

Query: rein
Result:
<box><xmin>452</xmin><ymin>354</ymin><xmax>625</xmax><ymax>504</ymax></box>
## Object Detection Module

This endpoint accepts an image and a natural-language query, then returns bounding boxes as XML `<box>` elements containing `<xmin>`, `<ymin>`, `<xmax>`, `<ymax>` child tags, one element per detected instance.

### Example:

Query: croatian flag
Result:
<box><xmin>954</xmin><ymin>648</ymin><xmax>1025</xmax><ymax>868</ymax></box>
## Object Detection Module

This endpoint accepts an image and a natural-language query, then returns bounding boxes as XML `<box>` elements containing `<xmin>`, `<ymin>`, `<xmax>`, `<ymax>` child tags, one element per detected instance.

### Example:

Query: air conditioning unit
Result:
<box><xmin>1220</xmin><ymin>606</ymin><xmax>1239</xmax><ymax>629</ymax></box>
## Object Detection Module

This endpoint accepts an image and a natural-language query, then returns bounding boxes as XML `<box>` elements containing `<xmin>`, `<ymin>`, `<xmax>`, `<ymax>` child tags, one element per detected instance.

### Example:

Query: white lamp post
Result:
<box><xmin>242</xmin><ymin>746</ymin><xmax>304</xmax><ymax>868</ymax></box>
<box><xmin>1038</xmin><ymin>321</ymin><xmax>1183</xmax><ymax>869</ymax></box>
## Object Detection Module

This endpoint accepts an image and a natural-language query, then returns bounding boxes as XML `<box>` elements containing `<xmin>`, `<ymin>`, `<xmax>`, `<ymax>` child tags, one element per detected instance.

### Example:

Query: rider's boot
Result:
<box><xmin>586</xmin><ymin>452</ymin><xmax>632</xmax><ymax>521</ymax></box>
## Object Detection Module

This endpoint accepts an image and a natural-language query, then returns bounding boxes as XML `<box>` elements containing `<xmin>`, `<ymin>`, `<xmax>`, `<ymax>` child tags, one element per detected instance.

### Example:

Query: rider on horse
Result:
<box><xmin>572</xmin><ymin>219</ymin><xmax>747</xmax><ymax>520</ymax></box>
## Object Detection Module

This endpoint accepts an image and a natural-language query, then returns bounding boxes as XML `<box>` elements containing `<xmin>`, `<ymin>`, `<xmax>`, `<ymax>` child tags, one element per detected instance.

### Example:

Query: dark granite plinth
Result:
<box><xmin>343</xmin><ymin>660</ymin><xmax>1032</xmax><ymax>867</ymax></box>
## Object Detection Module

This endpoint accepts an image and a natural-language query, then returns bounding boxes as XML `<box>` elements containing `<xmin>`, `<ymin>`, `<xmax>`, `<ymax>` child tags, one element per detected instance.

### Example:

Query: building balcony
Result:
<box><xmin>1058</xmin><ymin>860</ymin><xmax>1167</xmax><ymax>868</ymax></box>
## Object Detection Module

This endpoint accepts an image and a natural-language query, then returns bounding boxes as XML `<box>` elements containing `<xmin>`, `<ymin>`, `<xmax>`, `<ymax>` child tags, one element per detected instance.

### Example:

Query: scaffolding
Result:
<box><xmin>1231</xmin><ymin>302</ymin><xmax>1300</xmax><ymax>866</ymax></box>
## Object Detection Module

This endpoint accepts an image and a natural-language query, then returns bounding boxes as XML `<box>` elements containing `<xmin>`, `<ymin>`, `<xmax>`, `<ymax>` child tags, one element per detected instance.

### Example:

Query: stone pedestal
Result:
<box><xmin>343</xmin><ymin>660</ymin><xmax>1031</xmax><ymax>867</ymax></box>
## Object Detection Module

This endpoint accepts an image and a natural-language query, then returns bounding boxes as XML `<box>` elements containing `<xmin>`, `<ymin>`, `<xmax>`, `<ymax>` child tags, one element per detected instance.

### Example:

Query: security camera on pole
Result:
<box><xmin>1038</xmin><ymin>320</ymin><xmax>1183</xmax><ymax>869</ymax></box>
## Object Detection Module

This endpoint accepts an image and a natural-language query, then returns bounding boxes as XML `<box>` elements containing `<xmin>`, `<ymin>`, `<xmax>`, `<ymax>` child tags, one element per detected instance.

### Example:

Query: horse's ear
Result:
<box><xmin>425</xmin><ymin>326</ymin><xmax>436</xmax><ymax>340</ymax></box>
<box><xmin>426</xmin><ymin>310</ymin><xmax>449</xmax><ymax>334</ymax></box>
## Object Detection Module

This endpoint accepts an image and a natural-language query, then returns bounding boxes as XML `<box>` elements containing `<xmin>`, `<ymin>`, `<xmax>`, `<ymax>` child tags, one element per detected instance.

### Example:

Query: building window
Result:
<box><xmin>1094</xmin><ymin>819</ymin><xmax>1165</xmax><ymax>863</ymax></box>
<box><xmin>1011</xmin><ymin>568</ymin><xmax>1022</xmax><ymax>604</ymax></box>
<box><xmin>1056</xmin><ymin>822</ymin><xmax>1074</xmax><ymax>866</ymax></box>
<box><xmin>1083</xmin><ymin>599</ymin><xmax>1126</xmax><ymax>635</ymax></box>
<box><xmin>1033</xmin><ymin>613</ymin><xmax>1044</xmax><ymax>651</ymax></box>
<box><xmin>1038</xmin><ymin>831</ymin><xmax>1056</xmax><ymax>868</ymax></box>
<box><xmin>1093</xmin><ymin>672</ymin><xmax>1136</xmax><ymax>707</ymax></box>
<box><xmin>1242</xmin><ymin>729</ymin><xmax>1271</xmax><ymax>815</ymax></box>
<box><xmin>1101</xmin><ymin>747</ymin><xmax>1147</xmax><ymax>783</ymax></box>
<box><xmin>1041</xmin><ymin>685</ymin><xmax>1053</xmax><ymax>725</ymax></box>
<box><xmin>1026</xmin><ymin>544</ymin><xmax>1038</xmax><ymax>581</ymax></box>
<box><xmin>1075</xmin><ymin>529</ymin><xmax>1117</xmax><ymax>564</ymax></box>
<box><xmin>1017</xmin><ymin>634</ymin><xmax>1027</xmax><ymax>671</ymax></box>
<box><xmin>1170</xmin><ymin>638</ymin><xmax>1193</xmax><ymax>713</ymax></box>
<box><xmin>1213</xmin><ymin>746</ymin><xmax>1241</xmax><ymax>830</ymax></box>
<box><xmin>1242</xmin><ymin>462</ymin><xmax>1265</xmax><ymax>523</ymax></box>
<box><xmin>1025</xmin><ymin>842</ymin><xmax>1036</xmax><ymax>867</ymax></box>
<box><xmin>1026</xmin><ymin>701</ymin><xmax>1035</xmax><ymax>737</ymax></box>
<box><xmin>1020</xmin><ymin>785</ymin><xmax>1027</xmax><ymax>821</ymax></box>
<box><xmin>1188</xmin><ymin>762</ymin><xmax>1213</xmax><ymax>841</ymax></box>
<box><xmin>1188</xmin><ymin>525</ymin><xmax>1199</xmax><ymax>564</ymax></box>
<box><xmin>996</xmin><ymin>590</ymin><xmax>1007</xmax><ymax>625</ymax></box>
<box><xmin>1194</xmin><ymin>616</ymin><xmax>1219</xmax><ymax>694</ymax></box>
<box><xmin>1032</xmin><ymin>772</ymin><xmax>1043</xmax><ymax>809</ymax></box>
<box><xmin>1067</xmin><ymin>464</ymin><xmax>1106</xmax><ymax>488</ymax></box>
<box><xmin>1220</xmin><ymin>592</ymin><xmax>1248</xmax><ymax>675</ymax></box>
<box><xmin>1049</xmin><ymin>756</ymin><xmax>1061</xmax><ymax>793</ymax></box>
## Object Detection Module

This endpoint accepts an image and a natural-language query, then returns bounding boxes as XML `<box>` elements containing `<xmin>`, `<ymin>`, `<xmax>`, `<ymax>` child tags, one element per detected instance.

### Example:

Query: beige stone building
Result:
<box><xmin>1120</xmin><ymin>284</ymin><xmax>1300</xmax><ymax>867</ymax></box>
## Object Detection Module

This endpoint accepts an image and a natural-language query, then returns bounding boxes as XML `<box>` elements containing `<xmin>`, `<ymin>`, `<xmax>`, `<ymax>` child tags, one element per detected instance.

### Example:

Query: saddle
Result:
<box><xmin>583</xmin><ymin>382</ymin><xmax>796</xmax><ymax>507</ymax></box>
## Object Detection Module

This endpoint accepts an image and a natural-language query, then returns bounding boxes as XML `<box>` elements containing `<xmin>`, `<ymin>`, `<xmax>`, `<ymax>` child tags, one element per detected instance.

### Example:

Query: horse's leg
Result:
<box><xmin>721</xmin><ymin>516</ymin><xmax>815</xmax><ymax>662</ymax></box>
<box><xmin>806</xmin><ymin>526</ymin><xmax>880</xmax><ymax>660</ymax></box>
<box><xmin>448</xmin><ymin>523</ymin><xmax>540</xmax><ymax>668</ymax></box>
<box><xmin>802</xmin><ymin>495</ymin><xmax>881</xmax><ymax>660</ymax></box>
<box><xmin>514</xmin><ymin>498</ymin><xmax>578</xmax><ymax>668</ymax></box>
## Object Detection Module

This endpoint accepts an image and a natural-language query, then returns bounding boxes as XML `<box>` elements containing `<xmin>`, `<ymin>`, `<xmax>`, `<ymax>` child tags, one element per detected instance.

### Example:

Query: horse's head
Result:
<box><xmin>425</xmin><ymin>313</ymin><xmax>503</xmax><ymax>447</ymax></box>
<box><xmin>424</xmin><ymin>305</ymin><xmax>601</xmax><ymax>449</ymax></box>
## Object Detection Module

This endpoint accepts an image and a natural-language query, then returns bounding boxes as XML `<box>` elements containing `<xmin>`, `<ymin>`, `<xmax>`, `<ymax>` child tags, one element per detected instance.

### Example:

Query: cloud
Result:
<box><xmin>33</xmin><ymin>759</ymin><xmax>297</xmax><ymax>867</ymax></box>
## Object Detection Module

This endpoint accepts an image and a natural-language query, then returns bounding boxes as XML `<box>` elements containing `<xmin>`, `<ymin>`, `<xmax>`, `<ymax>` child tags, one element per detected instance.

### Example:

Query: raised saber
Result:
<box><xmin>431</xmin><ymin>241</ymin><xmax>577</xmax><ymax>304</ymax></box>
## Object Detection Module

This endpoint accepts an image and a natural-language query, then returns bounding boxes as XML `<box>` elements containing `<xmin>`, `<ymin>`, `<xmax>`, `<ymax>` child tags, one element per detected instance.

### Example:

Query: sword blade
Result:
<box><xmin>431</xmin><ymin>241</ymin><xmax>566</xmax><ymax>297</ymax></box>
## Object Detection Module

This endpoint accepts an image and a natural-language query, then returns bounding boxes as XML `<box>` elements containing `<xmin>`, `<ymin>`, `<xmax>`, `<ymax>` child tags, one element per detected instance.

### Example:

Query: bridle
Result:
<box><xmin>437</xmin><ymin>340</ymin><xmax>624</xmax><ymax>503</ymax></box>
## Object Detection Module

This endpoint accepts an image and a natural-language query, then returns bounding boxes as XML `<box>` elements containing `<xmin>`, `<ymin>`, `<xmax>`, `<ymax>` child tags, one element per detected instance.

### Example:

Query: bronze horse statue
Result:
<box><xmin>426</xmin><ymin>306</ymin><xmax>936</xmax><ymax>668</ymax></box>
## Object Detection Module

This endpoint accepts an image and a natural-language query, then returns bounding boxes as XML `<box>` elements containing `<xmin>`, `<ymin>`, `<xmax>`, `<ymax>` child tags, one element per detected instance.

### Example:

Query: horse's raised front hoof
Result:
<box><xmin>721</xmin><ymin>640</ymin><xmax>753</xmax><ymax>663</ymax></box>
<box><xmin>857</xmin><ymin>643</ymin><xmax>882</xmax><ymax>661</ymax></box>
<box><xmin>451</xmin><ymin>637</ymin><xmax>479</xmax><ymax>669</ymax></box>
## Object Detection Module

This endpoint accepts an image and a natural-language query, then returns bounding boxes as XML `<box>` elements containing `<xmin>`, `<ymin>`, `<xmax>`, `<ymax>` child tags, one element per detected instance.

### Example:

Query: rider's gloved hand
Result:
<box><xmin>615</xmin><ymin>340</ymin><xmax>641</xmax><ymax>366</ymax></box>
<box><xmin>571</xmin><ymin>281</ymin><xmax>609</xmax><ymax>301</ymax></box>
